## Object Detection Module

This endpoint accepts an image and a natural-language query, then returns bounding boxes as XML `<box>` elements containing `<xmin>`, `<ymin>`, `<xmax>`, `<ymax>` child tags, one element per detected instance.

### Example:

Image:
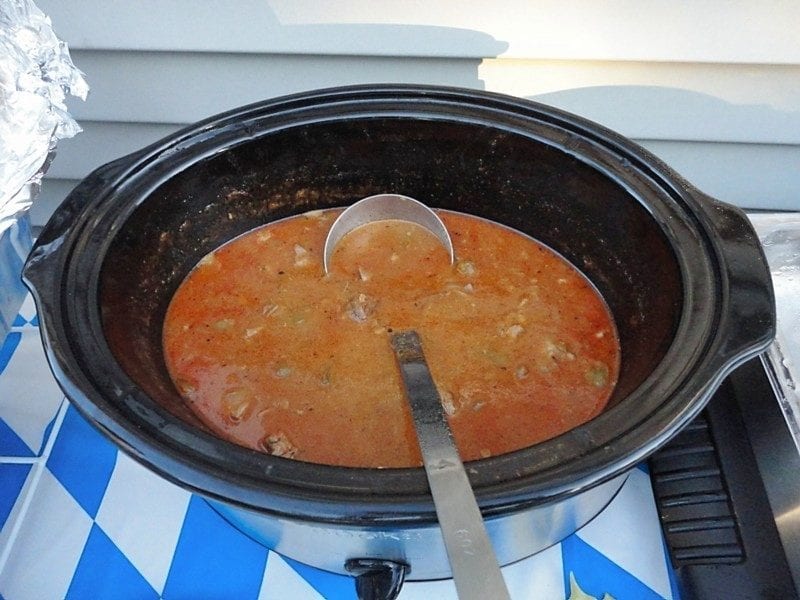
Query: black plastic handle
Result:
<box><xmin>345</xmin><ymin>558</ymin><xmax>409</xmax><ymax>600</ymax></box>
<box><xmin>692</xmin><ymin>192</ymin><xmax>776</xmax><ymax>369</ymax></box>
<box><xmin>23</xmin><ymin>151</ymin><xmax>144</xmax><ymax>294</ymax></box>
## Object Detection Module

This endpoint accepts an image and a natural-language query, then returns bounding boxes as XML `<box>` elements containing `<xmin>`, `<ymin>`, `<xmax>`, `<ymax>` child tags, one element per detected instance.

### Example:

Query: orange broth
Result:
<box><xmin>162</xmin><ymin>209</ymin><xmax>620</xmax><ymax>467</ymax></box>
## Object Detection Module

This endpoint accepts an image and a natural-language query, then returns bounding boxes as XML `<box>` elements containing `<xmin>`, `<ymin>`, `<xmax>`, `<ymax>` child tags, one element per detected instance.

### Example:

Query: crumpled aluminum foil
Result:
<box><xmin>0</xmin><ymin>0</ymin><xmax>87</xmax><ymax>338</ymax></box>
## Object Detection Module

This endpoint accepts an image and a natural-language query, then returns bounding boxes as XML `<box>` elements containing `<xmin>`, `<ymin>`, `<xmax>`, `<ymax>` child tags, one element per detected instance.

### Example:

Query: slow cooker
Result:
<box><xmin>23</xmin><ymin>85</ymin><xmax>775</xmax><ymax>596</ymax></box>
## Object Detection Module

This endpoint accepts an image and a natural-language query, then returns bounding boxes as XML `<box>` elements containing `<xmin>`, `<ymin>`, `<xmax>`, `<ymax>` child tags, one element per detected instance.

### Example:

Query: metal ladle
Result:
<box><xmin>324</xmin><ymin>194</ymin><xmax>511</xmax><ymax>600</ymax></box>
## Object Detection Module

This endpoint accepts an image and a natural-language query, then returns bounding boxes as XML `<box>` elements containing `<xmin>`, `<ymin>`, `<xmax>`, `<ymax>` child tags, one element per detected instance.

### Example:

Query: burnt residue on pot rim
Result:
<box><xmin>23</xmin><ymin>85</ymin><xmax>775</xmax><ymax>526</ymax></box>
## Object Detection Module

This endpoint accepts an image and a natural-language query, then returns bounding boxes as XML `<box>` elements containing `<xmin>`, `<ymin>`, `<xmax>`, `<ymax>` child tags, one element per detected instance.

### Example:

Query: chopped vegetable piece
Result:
<box><xmin>503</xmin><ymin>324</ymin><xmax>525</xmax><ymax>339</ymax></box>
<box><xmin>481</xmin><ymin>348</ymin><xmax>509</xmax><ymax>367</ymax></box>
<box><xmin>586</xmin><ymin>363</ymin><xmax>610</xmax><ymax>387</ymax></box>
<box><xmin>275</xmin><ymin>366</ymin><xmax>292</xmax><ymax>378</ymax></box>
<box><xmin>543</xmin><ymin>339</ymin><xmax>575</xmax><ymax>362</ymax></box>
<box><xmin>222</xmin><ymin>389</ymin><xmax>252</xmax><ymax>423</ymax></box>
<box><xmin>345</xmin><ymin>293</ymin><xmax>376</xmax><ymax>323</ymax></box>
<box><xmin>456</xmin><ymin>259</ymin><xmax>476</xmax><ymax>276</ymax></box>
<box><xmin>198</xmin><ymin>252</ymin><xmax>217</xmax><ymax>266</ymax></box>
<box><xmin>294</xmin><ymin>244</ymin><xmax>312</xmax><ymax>267</ymax></box>
<box><xmin>244</xmin><ymin>326</ymin><xmax>263</xmax><ymax>339</ymax></box>
<box><xmin>175</xmin><ymin>378</ymin><xmax>195</xmax><ymax>397</ymax></box>
<box><xmin>261</xmin><ymin>432</ymin><xmax>298</xmax><ymax>458</ymax></box>
<box><xmin>212</xmin><ymin>318</ymin><xmax>234</xmax><ymax>330</ymax></box>
<box><xmin>439</xmin><ymin>390</ymin><xmax>456</xmax><ymax>416</ymax></box>
<box><xmin>320</xmin><ymin>368</ymin><xmax>332</xmax><ymax>386</ymax></box>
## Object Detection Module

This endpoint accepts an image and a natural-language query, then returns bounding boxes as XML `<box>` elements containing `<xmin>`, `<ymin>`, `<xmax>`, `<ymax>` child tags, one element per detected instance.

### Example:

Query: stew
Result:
<box><xmin>163</xmin><ymin>209</ymin><xmax>620</xmax><ymax>467</ymax></box>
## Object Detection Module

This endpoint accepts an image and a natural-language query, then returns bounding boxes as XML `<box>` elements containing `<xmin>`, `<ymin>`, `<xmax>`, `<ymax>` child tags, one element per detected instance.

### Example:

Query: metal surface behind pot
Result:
<box><xmin>22</xmin><ymin>85</ymin><xmax>776</xmax><ymax>580</ymax></box>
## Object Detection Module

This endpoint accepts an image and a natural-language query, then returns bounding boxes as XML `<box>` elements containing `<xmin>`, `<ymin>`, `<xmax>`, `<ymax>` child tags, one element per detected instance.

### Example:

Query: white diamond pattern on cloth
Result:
<box><xmin>94</xmin><ymin>451</ymin><xmax>192</xmax><ymax>595</ymax></box>
<box><xmin>258</xmin><ymin>553</ymin><xmax>326</xmax><ymax>600</ymax></box>
<box><xmin>16</xmin><ymin>295</ymin><xmax>37</xmax><ymax>324</ymax></box>
<box><xmin>397</xmin><ymin>572</ymin><xmax>459</xmax><ymax>599</ymax></box>
<box><xmin>0</xmin><ymin>464</ymin><xmax>35</xmax><ymax>555</ymax></box>
<box><xmin>397</xmin><ymin>539</ymin><xmax>566</xmax><ymax>600</ymax></box>
<box><xmin>0</xmin><ymin>331</ymin><xmax>64</xmax><ymax>454</ymax></box>
<box><xmin>576</xmin><ymin>468</ymin><xmax>673</xmax><ymax>599</ymax></box>
<box><xmin>497</xmin><ymin>542</ymin><xmax>566</xmax><ymax>600</ymax></box>
<box><xmin>0</xmin><ymin>468</ymin><xmax>93</xmax><ymax>600</ymax></box>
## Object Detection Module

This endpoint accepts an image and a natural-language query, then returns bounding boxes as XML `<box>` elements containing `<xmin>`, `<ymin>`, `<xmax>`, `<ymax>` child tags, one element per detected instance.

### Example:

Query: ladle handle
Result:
<box><xmin>390</xmin><ymin>331</ymin><xmax>511</xmax><ymax>600</ymax></box>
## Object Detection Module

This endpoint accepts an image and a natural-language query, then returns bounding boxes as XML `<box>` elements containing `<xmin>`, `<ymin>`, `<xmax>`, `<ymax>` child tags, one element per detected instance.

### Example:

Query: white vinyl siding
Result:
<box><xmin>33</xmin><ymin>1</ymin><xmax>800</xmax><ymax>225</ymax></box>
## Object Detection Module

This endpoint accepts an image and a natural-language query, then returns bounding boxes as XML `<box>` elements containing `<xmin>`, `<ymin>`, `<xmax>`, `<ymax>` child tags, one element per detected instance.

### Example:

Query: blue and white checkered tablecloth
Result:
<box><xmin>0</xmin><ymin>294</ymin><xmax>679</xmax><ymax>600</ymax></box>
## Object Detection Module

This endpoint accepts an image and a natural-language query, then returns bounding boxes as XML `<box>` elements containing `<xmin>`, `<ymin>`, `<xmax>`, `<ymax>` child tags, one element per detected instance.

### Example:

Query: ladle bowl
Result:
<box><xmin>323</xmin><ymin>193</ymin><xmax>454</xmax><ymax>273</ymax></box>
